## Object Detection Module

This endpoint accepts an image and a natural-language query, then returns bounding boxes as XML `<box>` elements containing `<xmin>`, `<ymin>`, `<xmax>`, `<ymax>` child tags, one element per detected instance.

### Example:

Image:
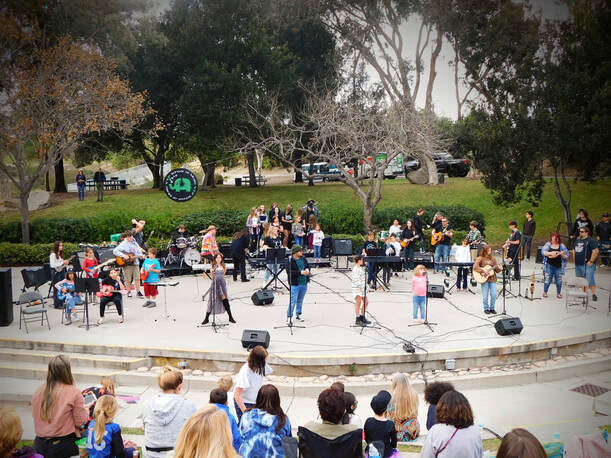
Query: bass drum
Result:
<box><xmin>181</xmin><ymin>248</ymin><xmax>201</xmax><ymax>266</ymax></box>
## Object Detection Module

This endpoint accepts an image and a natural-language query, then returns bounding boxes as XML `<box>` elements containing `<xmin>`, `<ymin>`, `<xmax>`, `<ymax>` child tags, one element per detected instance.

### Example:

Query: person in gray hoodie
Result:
<box><xmin>141</xmin><ymin>366</ymin><xmax>196</xmax><ymax>457</ymax></box>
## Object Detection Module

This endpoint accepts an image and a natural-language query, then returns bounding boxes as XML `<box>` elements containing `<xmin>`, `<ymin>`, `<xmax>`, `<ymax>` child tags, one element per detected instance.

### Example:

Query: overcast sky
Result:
<box><xmin>150</xmin><ymin>0</ymin><xmax>568</xmax><ymax>119</ymax></box>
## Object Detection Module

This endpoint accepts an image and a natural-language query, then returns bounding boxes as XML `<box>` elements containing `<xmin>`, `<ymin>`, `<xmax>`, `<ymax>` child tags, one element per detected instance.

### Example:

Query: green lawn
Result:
<box><xmin>2</xmin><ymin>178</ymin><xmax>609</xmax><ymax>244</ymax></box>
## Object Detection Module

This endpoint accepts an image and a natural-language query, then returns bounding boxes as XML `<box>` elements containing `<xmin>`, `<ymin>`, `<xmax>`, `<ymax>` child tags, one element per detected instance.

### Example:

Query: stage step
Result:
<box><xmin>0</xmin><ymin>361</ymin><xmax>123</xmax><ymax>386</ymax></box>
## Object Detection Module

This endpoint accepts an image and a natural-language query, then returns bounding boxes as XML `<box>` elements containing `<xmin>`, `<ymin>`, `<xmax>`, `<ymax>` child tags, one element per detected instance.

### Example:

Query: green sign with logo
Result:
<box><xmin>164</xmin><ymin>168</ymin><xmax>198</xmax><ymax>202</ymax></box>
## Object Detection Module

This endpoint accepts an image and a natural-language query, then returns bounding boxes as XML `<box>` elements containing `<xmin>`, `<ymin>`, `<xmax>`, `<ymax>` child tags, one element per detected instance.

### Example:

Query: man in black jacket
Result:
<box><xmin>93</xmin><ymin>167</ymin><xmax>106</xmax><ymax>202</ymax></box>
<box><xmin>413</xmin><ymin>209</ymin><xmax>426</xmax><ymax>252</ymax></box>
<box><xmin>230</xmin><ymin>229</ymin><xmax>250</xmax><ymax>282</ymax></box>
<box><xmin>287</xmin><ymin>245</ymin><xmax>309</xmax><ymax>323</ymax></box>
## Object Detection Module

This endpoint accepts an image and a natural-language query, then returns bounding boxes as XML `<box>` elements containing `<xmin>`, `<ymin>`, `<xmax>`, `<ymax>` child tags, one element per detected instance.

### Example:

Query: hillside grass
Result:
<box><xmin>2</xmin><ymin>178</ymin><xmax>609</xmax><ymax>244</ymax></box>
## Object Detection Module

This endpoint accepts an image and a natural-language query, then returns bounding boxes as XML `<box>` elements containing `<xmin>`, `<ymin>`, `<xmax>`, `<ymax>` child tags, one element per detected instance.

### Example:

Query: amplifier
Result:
<box><xmin>427</xmin><ymin>284</ymin><xmax>444</xmax><ymax>298</ymax></box>
<box><xmin>494</xmin><ymin>317</ymin><xmax>523</xmax><ymax>336</ymax></box>
<box><xmin>251</xmin><ymin>289</ymin><xmax>274</xmax><ymax>306</ymax></box>
<box><xmin>241</xmin><ymin>329</ymin><xmax>270</xmax><ymax>349</ymax></box>
<box><xmin>333</xmin><ymin>238</ymin><xmax>353</xmax><ymax>256</ymax></box>
<box><xmin>413</xmin><ymin>252</ymin><xmax>434</xmax><ymax>268</ymax></box>
<box><xmin>535</xmin><ymin>246</ymin><xmax>544</xmax><ymax>264</ymax></box>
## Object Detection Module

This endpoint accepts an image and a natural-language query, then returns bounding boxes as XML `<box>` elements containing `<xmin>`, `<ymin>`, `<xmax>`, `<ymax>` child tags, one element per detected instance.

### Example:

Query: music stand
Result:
<box><xmin>75</xmin><ymin>278</ymin><xmax>99</xmax><ymax>331</ymax></box>
<box><xmin>409</xmin><ymin>272</ymin><xmax>437</xmax><ymax>332</ymax></box>
<box><xmin>274</xmin><ymin>256</ymin><xmax>305</xmax><ymax>335</ymax></box>
<box><xmin>496</xmin><ymin>263</ymin><xmax>515</xmax><ymax>316</ymax></box>
<box><xmin>263</xmin><ymin>248</ymin><xmax>289</xmax><ymax>292</ymax></box>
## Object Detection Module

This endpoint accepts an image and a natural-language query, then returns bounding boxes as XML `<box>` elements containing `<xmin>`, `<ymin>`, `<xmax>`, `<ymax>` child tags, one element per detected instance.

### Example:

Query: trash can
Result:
<box><xmin>119</xmin><ymin>179</ymin><xmax>127</xmax><ymax>190</ymax></box>
<box><xmin>438</xmin><ymin>173</ymin><xmax>445</xmax><ymax>184</ymax></box>
<box><xmin>234</xmin><ymin>177</ymin><xmax>242</xmax><ymax>187</ymax></box>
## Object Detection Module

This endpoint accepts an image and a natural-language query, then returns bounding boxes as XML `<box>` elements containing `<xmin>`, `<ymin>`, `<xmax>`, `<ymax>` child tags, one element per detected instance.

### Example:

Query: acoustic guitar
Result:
<box><xmin>115</xmin><ymin>253</ymin><xmax>145</xmax><ymax>266</ymax></box>
<box><xmin>400</xmin><ymin>237</ymin><xmax>416</xmax><ymax>248</ymax></box>
<box><xmin>95</xmin><ymin>285</ymin><xmax>125</xmax><ymax>298</ymax></box>
<box><xmin>431</xmin><ymin>228</ymin><xmax>453</xmax><ymax>246</ymax></box>
<box><xmin>472</xmin><ymin>265</ymin><xmax>496</xmax><ymax>284</ymax></box>
<box><xmin>54</xmin><ymin>255</ymin><xmax>76</xmax><ymax>272</ymax></box>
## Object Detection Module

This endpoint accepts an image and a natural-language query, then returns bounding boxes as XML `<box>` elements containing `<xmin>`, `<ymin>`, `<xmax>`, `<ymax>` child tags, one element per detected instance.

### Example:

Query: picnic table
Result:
<box><xmin>238</xmin><ymin>175</ymin><xmax>267</xmax><ymax>186</ymax></box>
<box><xmin>85</xmin><ymin>178</ymin><xmax>129</xmax><ymax>191</ymax></box>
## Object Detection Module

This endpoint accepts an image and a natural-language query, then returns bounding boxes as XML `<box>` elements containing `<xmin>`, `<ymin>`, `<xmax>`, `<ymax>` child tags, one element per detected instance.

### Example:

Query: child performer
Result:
<box><xmin>351</xmin><ymin>255</ymin><xmax>371</xmax><ymax>326</ymax></box>
<box><xmin>412</xmin><ymin>265</ymin><xmax>427</xmax><ymax>323</ymax></box>
<box><xmin>454</xmin><ymin>238</ymin><xmax>472</xmax><ymax>291</ymax></box>
<box><xmin>141</xmin><ymin>248</ymin><xmax>161</xmax><ymax>308</ymax></box>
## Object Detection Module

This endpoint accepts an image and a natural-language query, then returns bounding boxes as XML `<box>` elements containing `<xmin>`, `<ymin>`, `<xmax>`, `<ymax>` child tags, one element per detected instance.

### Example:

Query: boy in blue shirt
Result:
<box><xmin>141</xmin><ymin>248</ymin><xmax>161</xmax><ymax>308</ymax></box>
<box><xmin>210</xmin><ymin>388</ymin><xmax>241</xmax><ymax>452</ymax></box>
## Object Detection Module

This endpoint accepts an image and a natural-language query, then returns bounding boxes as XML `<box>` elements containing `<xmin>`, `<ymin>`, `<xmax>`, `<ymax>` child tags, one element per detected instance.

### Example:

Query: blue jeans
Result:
<box><xmin>457</xmin><ymin>267</ymin><xmax>468</xmax><ymax>289</ymax></box>
<box><xmin>522</xmin><ymin>235</ymin><xmax>533</xmax><ymax>259</ymax></box>
<box><xmin>403</xmin><ymin>245</ymin><xmax>415</xmax><ymax>270</ymax></box>
<box><xmin>65</xmin><ymin>294</ymin><xmax>82</xmax><ymax>315</ymax></box>
<box><xmin>413</xmin><ymin>295</ymin><xmax>426</xmax><ymax>319</ymax></box>
<box><xmin>288</xmin><ymin>284</ymin><xmax>307</xmax><ymax>317</ymax></box>
<box><xmin>366</xmin><ymin>262</ymin><xmax>375</xmax><ymax>283</ymax></box>
<box><xmin>77</xmin><ymin>185</ymin><xmax>85</xmax><ymax>201</ymax></box>
<box><xmin>234</xmin><ymin>400</ymin><xmax>255</xmax><ymax>424</ymax></box>
<box><xmin>313</xmin><ymin>245</ymin><xmax>321</xmax><ymax>259</ymax></box>
<box><xmin>294</xmin><ymin>235</ymin><xmax>303</xmax><ymax>247</ymax></box>
<box><xmin>264</xmin><ymin>263</ymin><xmax>279</xmax><ymax>281</ymax></box>
<box><xmin>575</xmin><ymin>263</ymin><xmax>596</xmax><ymax>286</ymax></box>
<box><xmin>481</xmin><ymin>281</ymin><xmax>497</xmax><ymax>311</ymax></box>
<box><xmin>434</xmin><ymin>244</ymin><xmax>450</xmax><ymax>272</ymax></box>
<box><xmin>544</xmin><ymin>265</ymin><xmax>563</xmax><ymax>294</ymax></box>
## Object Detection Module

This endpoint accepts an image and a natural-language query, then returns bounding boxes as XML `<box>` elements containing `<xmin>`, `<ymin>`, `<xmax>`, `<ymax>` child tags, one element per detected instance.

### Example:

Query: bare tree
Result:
<box><xmin>237</xmin><ymin>91</ymin><xmax>439</xmax><ymax>231</ymax></box>
<box><xmin>0</xmin><ymin>36</ymin><xmax>147</xmax><ymax>243</ymax></box>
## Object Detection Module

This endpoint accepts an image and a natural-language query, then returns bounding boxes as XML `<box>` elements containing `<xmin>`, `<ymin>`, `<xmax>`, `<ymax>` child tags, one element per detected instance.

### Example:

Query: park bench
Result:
<box><xmin>237</xmin><ymin>175</ymin><xmax>267</xmax><ymax>186</ymax></box>
<box><xmin>85</xmin><ymin>178</ymin><xmax>129</xmax><ymax>191</ymax></box>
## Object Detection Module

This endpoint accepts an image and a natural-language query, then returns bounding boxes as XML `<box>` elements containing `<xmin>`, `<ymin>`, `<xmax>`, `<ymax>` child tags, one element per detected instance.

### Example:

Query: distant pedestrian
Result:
<box><xmin>522</xmin><ymin>211</ymin><xmax>536</xmax><ymax>260</ymax></box>
<box><xmin>76</xmin><ymin>170</ymin><xmax>86</xmax><ymax>201</ymax></box>
<box><xmin>93</xmin><ymin>167</ymin><xmax>106</xmax><ymax>202</ymax></box>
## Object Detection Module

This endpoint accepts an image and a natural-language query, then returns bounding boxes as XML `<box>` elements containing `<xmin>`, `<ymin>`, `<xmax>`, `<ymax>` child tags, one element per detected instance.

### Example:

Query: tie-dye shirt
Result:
<box><xmin>238</xmin><ymin>408</ymin><xmax>292</xmax><ymax>458</ymax></box>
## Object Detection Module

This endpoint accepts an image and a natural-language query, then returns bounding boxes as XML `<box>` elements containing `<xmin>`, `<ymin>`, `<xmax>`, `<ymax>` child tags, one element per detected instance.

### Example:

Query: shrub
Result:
<box><xmin>0</xmin><ymin>243</ymin><xmax>80</xmax><ymax>266</ymax></box>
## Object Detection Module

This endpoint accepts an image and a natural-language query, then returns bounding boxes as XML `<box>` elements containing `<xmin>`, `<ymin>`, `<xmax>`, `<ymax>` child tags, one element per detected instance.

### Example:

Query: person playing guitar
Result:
<box><xmin>400</xmin><ymin>220</ymin><xmax>418</xmax><ymax>270</ymax></box>
<box><xmin>473</xmin><ymin>245</ymin><xmax>503</xmax><ymax>314</ymax></box>
<box><xmin>433</xmin><ymin>217</ymin><xmax>453</xmax><ymax>273</ymax></box>
<box><xmin>49</xmin><ymin>241</ymin><xmax>73</xmax><ymax>308</ymax></box>
<box><xmin>55</xmin><ymin>271</ymin><xmax>81</xmax><ymax>325</ymax></box>
<box><xmin>502</xmin><ymin>220</ymin><xmax>522</xmax><ymax>280</ymax></box>
<box><xmin>97</xmin><ymin>269</ymin><xmax>126</xmax><ymax>324</ymax></box>
<box><xmin>112</xmin><ymin>231</ymin><xmax>145</xmax><ymax>298</ymax></box>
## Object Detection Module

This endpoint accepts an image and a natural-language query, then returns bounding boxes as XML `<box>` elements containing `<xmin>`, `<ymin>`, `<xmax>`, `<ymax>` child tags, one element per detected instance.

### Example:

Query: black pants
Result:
<box><xmin>100</xmin><ymin>295</ymin><xmax>122</xmax><ymax>317</ymax></box>
<box><xmin>34</xmin><ymin>434</ymin><xmax>78</xmax><ymax>458</ymax></box>
<box><xmin>232</xmin><ymin>254</ymin><xmax>247</xmax><ymax>281</ymax></box>
<box><xmin>457</xmin><ymin>267</ymin><xmax>469</xmax><ymax>289</ymax></box>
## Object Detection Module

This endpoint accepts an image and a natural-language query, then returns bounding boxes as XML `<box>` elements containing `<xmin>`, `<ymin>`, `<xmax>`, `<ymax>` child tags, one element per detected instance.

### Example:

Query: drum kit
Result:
<box><xmin>165</xmin><ymin>236</ymin><xmax>201</xmax><ymax>267</ymax></box>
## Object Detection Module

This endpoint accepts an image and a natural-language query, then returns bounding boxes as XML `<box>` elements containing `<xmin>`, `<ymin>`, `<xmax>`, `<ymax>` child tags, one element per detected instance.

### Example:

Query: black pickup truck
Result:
<box><xmin>404</xmin><ymin>152</ymin><xmax>470</xmax><ymax>177</ymax></box>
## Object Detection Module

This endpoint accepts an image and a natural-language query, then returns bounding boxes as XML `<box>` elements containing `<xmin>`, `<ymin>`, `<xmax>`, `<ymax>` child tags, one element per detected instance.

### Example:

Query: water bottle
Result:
<box><xmin>369</xmin><ymin>444</ymin><xmax>380</xmax><ymax>458</ymax></box>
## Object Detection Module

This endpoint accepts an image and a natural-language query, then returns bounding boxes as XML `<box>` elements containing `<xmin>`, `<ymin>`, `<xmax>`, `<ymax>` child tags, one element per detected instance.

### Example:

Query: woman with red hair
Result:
<box><xmin>541</xmin><ymin>233</ymin><xmax>569</xmax><ymax>298</ymax></box>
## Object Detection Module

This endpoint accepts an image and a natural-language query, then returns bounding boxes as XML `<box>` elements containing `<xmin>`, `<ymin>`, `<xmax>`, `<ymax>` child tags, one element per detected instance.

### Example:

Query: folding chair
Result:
<box><xmin>18</xmin><ymin>291</ymin><xmax>50</xmax><ymax>333</ymax></box>
<box><xmin>565</xmin><ymin>276</ymin><xmax>590</xmax><ymax>312</ymax></box>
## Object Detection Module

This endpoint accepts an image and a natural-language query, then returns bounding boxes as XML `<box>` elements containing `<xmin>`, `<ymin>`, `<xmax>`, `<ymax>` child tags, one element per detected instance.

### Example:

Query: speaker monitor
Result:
<box><xmin>0</xmin><ymin>268</ymin><xmax>13</xmax><ymax>327</ymax></box>
<box><xmin>332</xmin><ymin>238</ymin><xmax>353</xmax><ymax>256</ymax></box>
<box><xmin>251</xmin><ymin>289</ymin><xmax>274</xmax><ymax>306</ymax></box>
<box><xmin>494</xmin><ymin>317</ymin><xmax>523</xmax><ymax>336</ymax></box>
<box><xmin>427</xmin><ymin>284</ymin><xmax>444</xmax><ymax>298</ymax></box>
<box><xmin>321</xmin><ymin>237</ymin><xmax>333</xmax><ymax>258</ymax></box>
<box><xmin>241</xmin><ymin>329</ymin><xmax>270</xmax><ymax>349</ymax></box>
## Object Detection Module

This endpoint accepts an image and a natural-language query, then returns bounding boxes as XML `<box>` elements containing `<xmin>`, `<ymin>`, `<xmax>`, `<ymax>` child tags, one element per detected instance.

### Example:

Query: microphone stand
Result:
<box><xmin>198</xmin><ymin>268</ymin><xmax>228</xmax><ymax>333</ymax></box>
<box><xmin>409</xmin><ymin>271</ymin><xmax>437</xmax><ymax>332</ymax></box>
<box><xmin>274</xmin><ymin>255</ymin><xmax>304</xmax><ymax>335</ymax></box>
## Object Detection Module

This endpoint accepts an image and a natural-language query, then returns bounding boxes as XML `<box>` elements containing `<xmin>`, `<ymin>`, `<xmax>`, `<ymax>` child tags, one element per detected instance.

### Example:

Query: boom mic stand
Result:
<box><xmin>409</xmin><ymin>272</ymin><xmax>437</xmax><ymax>332</ymax></box>
<box><xmin>274</xmin><ymin>255</ymin><xmax>305</xmax><ymax>335</ymax></box>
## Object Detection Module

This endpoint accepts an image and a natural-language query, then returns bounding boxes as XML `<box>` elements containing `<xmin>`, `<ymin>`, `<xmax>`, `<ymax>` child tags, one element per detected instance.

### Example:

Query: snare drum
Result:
<box><xmin>187</xmin><ymin>236</ymin><xmax>199</xmax><ymax>248</ymax></box>
<box><xmin>175</xmin><ymin>237</ymin><xmax>188</xmax><ymax>249</ymax></box>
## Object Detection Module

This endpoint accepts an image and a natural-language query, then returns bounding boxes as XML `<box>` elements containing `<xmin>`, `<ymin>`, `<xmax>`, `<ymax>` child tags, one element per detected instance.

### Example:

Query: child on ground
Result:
<box><xmin>141</xmin><ymin>248</ymin><xmax>161</xmax><ymax>308</ymax></box>
<box><xmin>312</xmin><ymin>224</ymin><xmax>325</xmax><ymax>261</ymax></box>
<box><xmin>209</xmin><ymin>388</ymin><xmax>241</xmax><ymax>452</ymax></box>
<box><xmin>0</xmin><ymin>407</ymin><xmax>43</xmax><ymax>458</ymax></box>
<box><xmin>364</xmin><ymin>390</ymin><xmax>398</xmax><ymax>458</ymax></box>
<box><xmin>218</xmin><ymin>375</ymin><xmax>238</xmax><ymax>420</ymax></box>
<box><xmin>454</xmin><ymin>238</ymin><xmax>471</xmax><ymax>291</ymax></box>
<box><xmin>412</xmin><ymin>265</ymin><xmax>427</xmax><ymax>323</ymax></box>
<box><xmin>342</xmin><ymin>392</ymin><xmax>362</xmax><ymax>428</ymax></box>
<box><xmin>82</xmin><ymin>377</ymin><xmax>116</xmax><ymax>424</ymax></box>
<box><xmin>86</xmin><ymin>395</ymin><xmax>138</xmax><ymax>458</ymax></box>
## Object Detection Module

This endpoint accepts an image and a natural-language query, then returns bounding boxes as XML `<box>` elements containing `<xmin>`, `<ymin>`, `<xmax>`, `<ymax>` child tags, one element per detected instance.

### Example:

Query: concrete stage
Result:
<box><xmin>2</xmin><ymin>259</ymin><xmax>610</xmax><ymax>375</ymax></box>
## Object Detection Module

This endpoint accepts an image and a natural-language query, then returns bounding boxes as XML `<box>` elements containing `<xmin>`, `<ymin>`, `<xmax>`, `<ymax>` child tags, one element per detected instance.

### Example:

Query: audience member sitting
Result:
<box><xmin>141</xmin><ymin>366</ymin><xmax>197</xmax><ymax>458</ymax></box>
<box><xmin>172</xmin><ymin>405</ymin><xmax>238</xmax><ymax>458</ymax></box>
<box><xmin>0</xmin><ymin>407</ymin><xmax>43</xmax><ymax>458</ymax></box>
<box><xmin>330</xmin><ymin>381</ymin><xmax>345</xmax><ymax>392</ymax></box>
<box><xmin>386</xmin><ymin>373</ymin><xmax>420</xmax><ymax>442</ymax></box>
<box><xmin>364</xmin><ymin>390</ymin><xmax>399</xmax><ymax>458</ymax></box>
<box><xmin>82</xmin><ymin>376</ymin><xmax>116</xmax><ymax>423</ymax></box>
<box><xmin>496</xmin><ymin>428</ymin><xmax>546</xmax><ymax>458</ymax></box>
<box><xmin>342</xmin><ymin>392</ymin><xmax>362</xmax><ymax>427</ymax></box>
<box><xmin>209</xmin><ymin>388</ymin><xmax>241</xmax><ymax>452</ymax></box>
<box><xmin>218</xmin><ymin>375</ymin><xmax>238</xmax><ymax>421</ymax></box>
<box><xmin>421</xmin><ymin>390</ymin><xmax>482</xmax><ymax>458</ymax></box>
<box><xmin>31</xmin><ymin>355</ymin><xmax>89</xmax><ymax>457</ymax></box>
<box><xmin>86</xmin><ymin>395</ymin><xmax>138</xmax><ymax>458</ymax></box>
<box><xmin>239</xmin><ymin>384</ymin><xmax>292</xmax><ymax>458</ymax></box>
<box><xmin>424</xmin><ymin>381</ymin><xmax>455</xmax><ymax>431</ymax></box>
<box><xmin>299</xmin><ymin>388</ymin><xmax>363</xmax><ymax>458</ymax></box>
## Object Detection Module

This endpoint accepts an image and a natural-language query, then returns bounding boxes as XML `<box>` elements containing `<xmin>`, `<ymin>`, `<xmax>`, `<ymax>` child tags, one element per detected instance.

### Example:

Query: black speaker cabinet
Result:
<box><xmin>241</xmin><ymin>329</ymin><xmax>270</xmax><ymax>349</ymax></box>
<box><xmin>427</xmin><ymin>284</ymin><xmax>444</xmax><ymax>298</ymax></box>
<box><xmin>0</xmin><ymin>268</ymin><xmax>13</xmax><ymax>326</ymax></box>
<box><xmin>251</xmin><ymin>289</ymin><xmax>274</xmax><ymax>306</ymax></box>
<box><xmin>333</xmin><ymin>238</ymin><xmax>353</xmax><ymax>256</ymax></box>
<box><xmin>494</xmin><ymin>317</ymin><xmax>523</xmax><ymax>336</ymax></box>
<box><xmin>535</xmin><ymin>246</ymin><xmax>544</xmax><ymax>264</ymax></box>
<box><xmin>321</xmin><ymin>237</ymin><xmax>333</xmax><ymax>258</ymax></box>
<box><xmin>414</xmin><ymin>252</ymin><xmax>434</xmax><ymax>268</ymax></box>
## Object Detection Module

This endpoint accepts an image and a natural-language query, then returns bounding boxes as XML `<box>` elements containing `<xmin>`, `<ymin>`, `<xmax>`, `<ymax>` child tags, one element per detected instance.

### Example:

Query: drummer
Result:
<box><xmin>201</xmin><ymin>225</ymin><xmax>219</xmax><ymax>263</ymax></box>
<box><xmin>171</xmin><ymin>224</ymin><xmax>189</xmax><ymax>242</ymax></box>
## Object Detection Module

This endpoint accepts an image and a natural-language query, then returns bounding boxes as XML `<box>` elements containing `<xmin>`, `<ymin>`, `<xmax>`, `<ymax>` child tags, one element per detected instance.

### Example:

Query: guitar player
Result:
<box><xmin>473</xmin><ymin>245</ymin><xmax>503</xmax><ymax>314</ymax></box>
<box><xmin>433</xmin><ymin>217</ymin><xmax>453</xmax><ymax>273</ymax></box>
<box><xmin>503</xmin><ymin>221</ymin><xmax>522</xmax><ymax>280</ymax></box>
<box><xmin>112</xmin><ymin>230</ymin><xmax>145</xmax><ymax>298</ymax></box>
<box><xmin>97</xmin><ymin>269</ymin><xmax>127</xmax><ymax>325</ymax></box>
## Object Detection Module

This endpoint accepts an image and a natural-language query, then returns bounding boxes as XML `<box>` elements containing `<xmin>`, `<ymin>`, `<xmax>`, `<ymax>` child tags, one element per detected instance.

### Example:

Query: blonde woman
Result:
<box><xmin>246</xmin><ymin>207</ymin><xmax>260</xmax><ymax>252</ymax></box>
<box><xmin>173</xmin><ymin>405</ymin><xmax>238</xmax><ymax>458</ymax></box>
<box><xmin>32</xmin><ymin>355</ymin><xmax>89</xmax><ymax>457</ymax></box>
<box><xmin>386</xmin><ymin>373</ymin><xmax>420</xmax><ymax>442</ymax></box>
<box><xmin>142</xmin><ymin>367</ymin><xmax>197</xmax><ymax>458</ymax></box>
<box><xmin>351</xmin><ymin>255</ymin><xmax>371</xmax><ymax>326</ymax></box>
<box><xmin>86</xmin><ymin>395</ymin><xmax>138</xmax><ymax>457</ymax></box>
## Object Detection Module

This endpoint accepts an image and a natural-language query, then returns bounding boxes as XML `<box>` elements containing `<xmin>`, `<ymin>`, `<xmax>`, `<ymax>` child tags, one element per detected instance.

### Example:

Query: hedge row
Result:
<box><xmin>0</xmin><ymin>205</ymin><xmax>484</xmax><ymax>245</ymax></box>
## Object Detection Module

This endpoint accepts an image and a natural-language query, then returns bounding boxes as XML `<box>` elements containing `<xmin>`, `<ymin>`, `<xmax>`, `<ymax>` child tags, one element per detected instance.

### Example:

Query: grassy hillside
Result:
<box><xmin>1</xmin><ymin>178</ymin><xmax>609</xmax><ymax>244</ymax></box>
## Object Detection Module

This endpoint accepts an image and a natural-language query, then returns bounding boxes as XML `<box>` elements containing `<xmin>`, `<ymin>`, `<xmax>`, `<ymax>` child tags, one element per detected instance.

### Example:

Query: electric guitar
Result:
<box><xmin>140</xmin><ymin>262</ymin><xmax>159</xmax><ymax>282</ymax></box>
<box><xmin>472</xmin><ymin>265</ymin><xmax>496</xmax><ymax>284</ymax></box>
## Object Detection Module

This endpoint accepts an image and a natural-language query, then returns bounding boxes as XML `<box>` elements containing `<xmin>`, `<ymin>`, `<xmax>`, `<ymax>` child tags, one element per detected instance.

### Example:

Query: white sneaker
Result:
<box><xmin>72</xmin><ymin>312</ymin><xmax>79</xmax><ymax>320</ymax></box>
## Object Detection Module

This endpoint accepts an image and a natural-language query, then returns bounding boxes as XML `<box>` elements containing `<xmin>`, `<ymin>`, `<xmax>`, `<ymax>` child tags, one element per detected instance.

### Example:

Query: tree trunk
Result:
<box><xmin>247</xmin><ymin>151</ymin><xmax>257</xmax><ymax>188</ymax></box>
<box><xmin>553</xmin><ymin>163</ymin><xmax>572</xmax><ymax>236</ymax></box>
<box><xmin>256</xmin><ymin>149</ymin><xmax>263</xmax><ymax>176</ymax></box>
<box><xmin>294</xmin><ymin>151</ymin><xmax>303</xmax><ymax>183</ymax></box>
<box><xmin>45</xmin><ymin>170</ymin><xmax>50</xmax><ymax>192</ymax></box>
<box><xmin>151</xmin><ymin>163</ymin><xmax>161</xmax><ymax>189</ymax></box>
<box><xmin>425</xmin><ymin>24</ymin><xmax>443</xmax><ymax>114</ymax></box>
<box><xmin>308</xmin><ymin>157</ymin><xmax>314</xmax><ymax>186</ymax></box>
<box><xmin>201</xmin><ymin>164</ymin><xmax>216</xmax><ymax>190</ymax></box>
<box><xmin>363</xmin><ymin>201</ymin><xmax>374</xmax><ymax>233</ymax></box>
<box><xmin>19</xmin><ymin>192</ymin><xmax>31</xmax><ymax>244</ymax></box>
<box><xmin>421</xmin><ymin>153</ymin><xmax>439</xmax><ymax>185</ymax></box>
<box><xmin>53</xmin><ymin>157</ymin><xmax>67</xmax><ymax>193</ymax></box>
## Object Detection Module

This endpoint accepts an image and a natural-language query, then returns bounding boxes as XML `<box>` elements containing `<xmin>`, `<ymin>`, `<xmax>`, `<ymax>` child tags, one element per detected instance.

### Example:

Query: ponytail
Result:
<box><xmin>92</xmin><ymin>395</ymin><xmax>118</xmax><ymax>444</ymax></box>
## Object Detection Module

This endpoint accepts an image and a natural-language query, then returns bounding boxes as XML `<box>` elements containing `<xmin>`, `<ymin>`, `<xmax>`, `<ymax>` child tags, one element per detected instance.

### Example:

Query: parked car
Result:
<box><xmin>404</xmin><ymin>153</ymin><xmax>470</xmax><ymax>177</ymax></box>
<box><xmin>294</xmin><ymin>162</ymin><xmax>342</xmax><ymax>182</ymax></box>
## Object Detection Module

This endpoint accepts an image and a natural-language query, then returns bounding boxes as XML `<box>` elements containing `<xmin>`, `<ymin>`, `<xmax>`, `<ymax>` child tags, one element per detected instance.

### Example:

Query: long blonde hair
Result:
<box><xmin>92</xmin><ymin>395</ymin><xmax>119</xmax><ymax>444</ymax></box>
<box><xmin>173</xmin><ymin>405</ymin><xmax>238</xmax><ymax>458</ymax></box>
<box><xmin>100</xmin><ymin>376</ymin><xmax>116</xmax><ymax>395</ymax></box>
<box><xmin>389</xmin><ymin>373</ymin><xmax>418</xmax><ymax>421</ymax></box>
<box><xmin>41</xmin><ymin>355</ymin><xmax>74</xmax><ymax>422</ymax></box>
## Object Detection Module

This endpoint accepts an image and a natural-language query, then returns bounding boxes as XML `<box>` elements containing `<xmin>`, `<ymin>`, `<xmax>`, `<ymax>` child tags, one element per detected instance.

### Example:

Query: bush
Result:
<box><xmin>0</xmin><ymin>243</ymin><xmax>80</xmax><ymax>266</ymax></box>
